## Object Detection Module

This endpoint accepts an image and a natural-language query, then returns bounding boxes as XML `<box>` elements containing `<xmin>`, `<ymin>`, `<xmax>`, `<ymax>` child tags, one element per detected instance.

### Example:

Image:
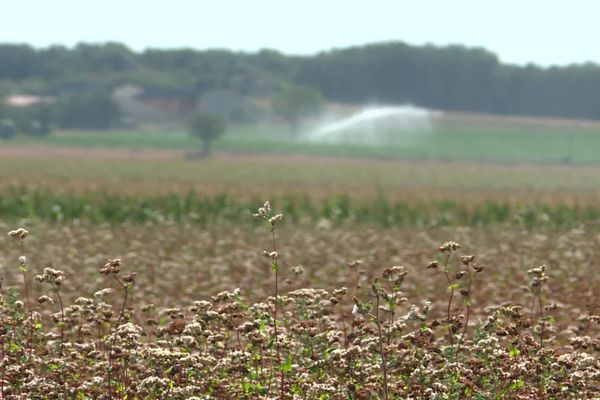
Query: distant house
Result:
<box><xmin>5</xmin><ymin>95</ymin><xmax>54</xmax><ymax>107</ymax></box>
<box><xmin>2</xmin><ymin>95</ymin><xmax>54</xmax><ymax>135</ymax></box>
<box><xmin>196</xmin><ymin>90</ymin><xmax>264</xmax><ymax>124</ymax></box>
<box><xmin>136</xmin><ymin>88</ymin><xmax>197</xmax><ymax>119</ymax></box>
<box><xmin>112</xmin><ymin>85</ymin><xmax>198</xmax><ymax>127</ymax></box>
<box><xmin>197</xmin><ymin>90</ymin><xmax>247</xmax><ymax>122</ymax></box>
<box><xmin>112</xmin><ymin>85</ymin><xmax>264</xmax><ymax>127</ymax></box>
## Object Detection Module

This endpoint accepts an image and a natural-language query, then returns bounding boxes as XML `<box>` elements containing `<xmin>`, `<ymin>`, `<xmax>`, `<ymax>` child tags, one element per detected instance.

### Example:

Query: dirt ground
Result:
<box><xmin>0</xmin><ymin>144</ymin><xmax>183</xmax><ymax>160</ymax></box>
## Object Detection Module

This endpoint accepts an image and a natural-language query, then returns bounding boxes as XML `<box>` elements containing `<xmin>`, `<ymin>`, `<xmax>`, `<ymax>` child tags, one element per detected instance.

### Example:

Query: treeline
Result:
<box><xmin>1</xmin><ymin>41</ymin><xmax>600</xmax><ymax>120</ymax></box>
<box><xmin>298</xmin><ymin>43</ymin><xmax>600</xmax><ymax>119</ymax></box>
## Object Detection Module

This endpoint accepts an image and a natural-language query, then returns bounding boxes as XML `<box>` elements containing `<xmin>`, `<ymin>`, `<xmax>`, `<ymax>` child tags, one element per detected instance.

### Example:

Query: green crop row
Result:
<box><xmin>1</xmin><ymin>188</ymin><xmax>598</xmax><ymax>229</ymax></box>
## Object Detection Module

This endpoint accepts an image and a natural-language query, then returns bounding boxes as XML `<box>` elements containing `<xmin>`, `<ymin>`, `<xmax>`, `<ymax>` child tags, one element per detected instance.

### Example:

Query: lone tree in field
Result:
<box><xmin>272</xmin><ymin>85</ymin><xmax>323</xmax><ymax>139</ymax></box>
<box><xmin>188</xmin><ymin>111</ymin><xmax>226</xmax><ymax>156</ymax></box>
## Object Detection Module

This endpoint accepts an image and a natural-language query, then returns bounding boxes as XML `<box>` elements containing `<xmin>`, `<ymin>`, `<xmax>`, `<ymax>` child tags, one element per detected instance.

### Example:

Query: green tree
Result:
<box><xmin>272</xmin><ymin>85</ymin><xmax>323</xmax><ymax>139</ymax></box>
<box><xmin>0</xmin><ymin>86</ymin><xmax>6</xmax><ymax>119</ymax></box>
<box><xmin>0</xmin><ymin>119</ymin><xmax>16</xmax><ymax>140</ymax></box>
<box><xmin>4</xmin><ymin>41</ymin><xmax>600</xmax><ymax>121</ymax></box>
<box><xmin>188</xmin><ymin>112</ymin><xmax>226</xmax><ymax>156</ymax></box>
<box><xmin>55</xmin><ymin>91</ymin><xmax>120</xmax><ymax>130</ymax></box>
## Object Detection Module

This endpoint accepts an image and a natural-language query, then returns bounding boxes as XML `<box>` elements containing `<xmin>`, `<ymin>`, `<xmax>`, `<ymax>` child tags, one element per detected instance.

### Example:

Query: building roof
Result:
<box><xmin>5</xmin><ymin>95</ymin><xmax>55</xmax><ymax>107</ymax></box>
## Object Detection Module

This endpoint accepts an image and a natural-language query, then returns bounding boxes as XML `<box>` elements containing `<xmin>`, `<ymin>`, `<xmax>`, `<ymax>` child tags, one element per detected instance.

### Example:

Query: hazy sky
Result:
<box><xmin>3</xmin><ymin>0</ymin><xmax>599</xmax><ymax>66</ymax></box>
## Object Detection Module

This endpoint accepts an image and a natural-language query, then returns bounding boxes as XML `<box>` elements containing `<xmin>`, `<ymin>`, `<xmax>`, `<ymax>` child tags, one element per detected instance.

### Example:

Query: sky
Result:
<box><xmin>2</xmin><ymin>0</ymin><xmax>599</xmax><ymax>67</ymax></box>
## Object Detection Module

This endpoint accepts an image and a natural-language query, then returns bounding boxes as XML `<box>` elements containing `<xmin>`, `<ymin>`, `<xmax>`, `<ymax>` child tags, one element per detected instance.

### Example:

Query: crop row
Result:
<box><xmin>1</xmin><ymin>189</ymin><xmax>599</xmax><ymax>229</ymax></box>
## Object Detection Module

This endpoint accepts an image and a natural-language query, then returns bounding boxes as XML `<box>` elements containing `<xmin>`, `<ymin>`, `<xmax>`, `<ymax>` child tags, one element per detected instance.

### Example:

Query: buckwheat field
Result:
<box><xmin>0</xmin><ymin>151</ymin><xmax>598</xmax><ymax>400</ymax></box>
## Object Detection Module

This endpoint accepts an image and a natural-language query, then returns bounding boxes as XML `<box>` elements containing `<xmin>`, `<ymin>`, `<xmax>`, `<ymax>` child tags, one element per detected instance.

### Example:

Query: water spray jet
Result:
<box><xmin>305</xmin><ymin>104</ymin><xmax>442</xmax><ymax>146</ymax></box>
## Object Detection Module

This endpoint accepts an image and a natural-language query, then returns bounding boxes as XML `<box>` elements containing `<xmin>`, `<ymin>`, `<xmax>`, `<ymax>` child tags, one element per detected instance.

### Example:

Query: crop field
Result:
<box><xmin>8</xmin><ymin>111</ymin><xmax>600</xmax><ymax>164</ymax></box>
<box><xmin>0</xmin><ymin>119</ymin><xmax>599</xmax><ymax>398</ymax></box>
<box><xmin>0</xmin><ymin>208</ymin><xmax>599</xmax><ymax>398</ymax></box>
<box><xmin>3</xmin><ymin>145</ymin><xmax>600</xmax><ymax>198</ymax></box>
<box><xmin>2</xmin><ymin>145</ymin><xmax>600</xmax><ymax>230</ymax></box>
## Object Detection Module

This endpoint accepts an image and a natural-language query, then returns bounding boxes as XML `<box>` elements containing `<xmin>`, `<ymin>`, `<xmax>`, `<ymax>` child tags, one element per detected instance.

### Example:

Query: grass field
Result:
<box><xmin>7</xmin><ymin>112</ymin><xmax>600</xmax><ymax>163</ymax></box>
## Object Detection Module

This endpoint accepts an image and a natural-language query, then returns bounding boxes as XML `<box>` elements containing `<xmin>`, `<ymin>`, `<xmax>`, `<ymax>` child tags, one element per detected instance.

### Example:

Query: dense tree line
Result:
<box><xmin>1</xmin><ymin>41</ymin><xmax>600</xmax><ymax>120</ymax></box>
<box><xmin>295</xmin><ymin>43</ymin><xmax>600</xmax><ymax>119</ymax></box>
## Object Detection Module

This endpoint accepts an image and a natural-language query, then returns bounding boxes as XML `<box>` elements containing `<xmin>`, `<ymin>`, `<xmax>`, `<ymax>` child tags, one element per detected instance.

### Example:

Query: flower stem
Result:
<box><xmin>374</xmin><ymin>291</ymin><xmax>389</xmax><ymax>400</ymax></box>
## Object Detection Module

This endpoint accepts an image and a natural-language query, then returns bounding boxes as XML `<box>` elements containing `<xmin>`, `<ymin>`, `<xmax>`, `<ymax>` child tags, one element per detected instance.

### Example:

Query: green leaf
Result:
<box><xmin>281</xmin><ymin>355</ymin><xmax>293</xmax><ymax>373</ymax></box>
<box><xmin>510</xmin><ymin>379</ymin><xmax>525</xmax><ymax>391</ymax></box>
<box><xmin>509</xmin><ymin>347</ymin><xmax>520</xmax><ymax>357</ymax></box>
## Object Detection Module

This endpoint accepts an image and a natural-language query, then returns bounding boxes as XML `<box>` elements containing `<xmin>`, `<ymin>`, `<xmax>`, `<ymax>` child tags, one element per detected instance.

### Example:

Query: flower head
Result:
<box><xmin>8</xmin><ymin>228</ymin><xmax>29</xmax><ymax>240</ymax></box>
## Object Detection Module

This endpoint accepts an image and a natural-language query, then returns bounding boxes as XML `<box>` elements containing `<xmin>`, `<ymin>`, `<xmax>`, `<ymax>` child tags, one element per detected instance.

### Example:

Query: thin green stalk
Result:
<box><xmin>107</xmin><ymin>277</ymin><xmax>129</xmax><ymax>400</ymax></box>
<box><xmin>537</xmin><ymin>295</ymin><xmax>545</xmax><ymax>349</ymax></box>
<box><xmin>441</xmin><ymin>254</ymin><xmax>455</xmax><ymax>346</ymax></box>
<box><xmin>271</xmin><ymin>228</ymin><xmax>284</xmax><ymax>400</ymax></box>
<box><xmin>55</xmin><ymin>288</ymin><xmax>65</xmax><ymax>356</ymax></box>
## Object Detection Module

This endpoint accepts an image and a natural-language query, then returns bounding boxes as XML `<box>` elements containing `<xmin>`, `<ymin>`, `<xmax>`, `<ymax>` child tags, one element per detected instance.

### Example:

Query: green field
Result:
<box><xmin>8</xmin><ymin>117</ymin><xmax>600</xmax><ymax>163</ymax></box>
<box><xmin>1</xmin><ymin>150</ymin><xmax>600</xmax><ymax>228</ymax></box>
<box><xmin>3</xmin><ymin>114</ymin><xmax>600</xmax><ymax>227</ymax></box>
